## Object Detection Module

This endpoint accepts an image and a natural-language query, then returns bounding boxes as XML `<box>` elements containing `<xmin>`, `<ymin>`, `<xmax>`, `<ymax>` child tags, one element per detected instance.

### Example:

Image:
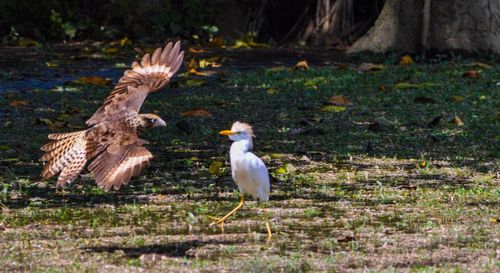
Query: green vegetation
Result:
<box><xmin>0</xmin><ymin>0</ymin><xmax>214</xmax><ymax>41</ymax></box>
<box><xmin>0</xmin><ymin>49</ymin><xmax>499</xmax><ymax>272</ymax></box>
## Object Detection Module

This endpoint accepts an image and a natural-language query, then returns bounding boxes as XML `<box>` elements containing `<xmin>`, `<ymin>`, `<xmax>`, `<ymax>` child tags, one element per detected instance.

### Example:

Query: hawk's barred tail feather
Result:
<box><xmin>41</xmin><ymin>130</ymin><xmax>93</xmax><ymax>187</ymax></box>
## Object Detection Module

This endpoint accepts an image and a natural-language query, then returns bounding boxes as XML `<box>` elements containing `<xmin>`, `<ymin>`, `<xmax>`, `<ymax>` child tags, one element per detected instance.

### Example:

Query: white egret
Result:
<box><xmin>210</xmin><ymin>121</ymin><xmax>272</xmax><ymax>239</ymax></box>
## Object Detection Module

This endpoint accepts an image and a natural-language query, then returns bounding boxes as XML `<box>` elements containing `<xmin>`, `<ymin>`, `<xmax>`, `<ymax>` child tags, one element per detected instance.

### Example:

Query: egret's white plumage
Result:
<box><xmin>227</xmin><ymin>122</ymin><xmax>270</xmax><ymax>201</ymax></box>
<box><xmin>211</xmin><ymin>121</ymin><xmax>272</xmax><ymax>239</ymax></box>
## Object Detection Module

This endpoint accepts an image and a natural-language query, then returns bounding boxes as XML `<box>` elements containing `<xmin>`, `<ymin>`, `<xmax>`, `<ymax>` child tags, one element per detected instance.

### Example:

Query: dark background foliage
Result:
<box><xmin>0</xmin><ymin>0</ymin><xmax>215</xmax><ymax>42</ymax></box>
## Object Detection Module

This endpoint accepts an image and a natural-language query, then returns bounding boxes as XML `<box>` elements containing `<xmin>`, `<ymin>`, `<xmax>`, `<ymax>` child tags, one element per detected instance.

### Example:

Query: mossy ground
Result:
<box><xmin>0</xmin><ymin>46</ymin><xmax>498</xmax><ymax>272</ymax></box>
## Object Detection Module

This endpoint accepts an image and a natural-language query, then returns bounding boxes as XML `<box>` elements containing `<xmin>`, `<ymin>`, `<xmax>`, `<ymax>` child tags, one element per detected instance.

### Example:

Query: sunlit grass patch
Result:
<box><xmin>0</xmin><ymin>53</ymin><xmax>498</xmax><ymax>272</ymax></box>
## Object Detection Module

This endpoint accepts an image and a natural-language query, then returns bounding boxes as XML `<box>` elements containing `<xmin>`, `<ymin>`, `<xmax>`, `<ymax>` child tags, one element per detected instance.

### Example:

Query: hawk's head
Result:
<box><xmin>139</xmin><ymin>113</ymin><xmax>166</xmax><ymax>128</ymax></box>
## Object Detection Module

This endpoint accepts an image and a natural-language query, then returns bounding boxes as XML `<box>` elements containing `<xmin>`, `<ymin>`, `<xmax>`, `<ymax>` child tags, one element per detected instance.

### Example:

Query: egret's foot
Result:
<box><xmin>208</xmin><ymin>215</ymin><xmax>229</xmax><ymax>226</ymax></box>
<box><xmin>208</xmin><ymin>215</ymin><xmax>227</xmax><ymax>232</ymax></box>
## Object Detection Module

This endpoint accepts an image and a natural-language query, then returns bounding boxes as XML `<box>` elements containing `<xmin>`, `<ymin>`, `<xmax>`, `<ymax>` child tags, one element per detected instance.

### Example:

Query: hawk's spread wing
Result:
<box><xmin>87</xmin><ymin>41</ymin><xmax>184</xmax><ymax>125</ymax></box>
<box><xmin>88</xmin><ymin>137</ymin><xmax>153</xmax><ymax>191</ymax></box>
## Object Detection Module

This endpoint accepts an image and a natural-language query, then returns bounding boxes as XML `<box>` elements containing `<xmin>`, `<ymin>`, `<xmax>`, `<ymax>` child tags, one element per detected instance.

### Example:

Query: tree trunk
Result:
<box><xmin>349</xmin><ymin>0</ymin><xmax>500</xmax><ymax>54</ymax></box>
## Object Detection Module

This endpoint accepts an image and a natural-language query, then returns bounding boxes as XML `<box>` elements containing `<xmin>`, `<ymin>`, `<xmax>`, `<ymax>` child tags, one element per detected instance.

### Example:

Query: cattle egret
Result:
<box><xmin>210</xmin><ymin>121</ymin><xmax>272</xmax><ymax>239</ymax></box>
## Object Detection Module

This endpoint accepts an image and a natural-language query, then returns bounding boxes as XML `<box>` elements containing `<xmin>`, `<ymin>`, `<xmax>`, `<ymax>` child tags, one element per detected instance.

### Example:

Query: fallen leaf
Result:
<box><xmin>188</xmin><ymin>68</ymin><xmax>216</xmax><ymax>76</ymax></box>
<box><xmin>211</xmin><ymin>36</ymin><xmax>225</xmax><ymax>47</ymax></box>
<box><xmin>232</xmin><ymin>35</ymin><xmax>269</xmax><ymax>49</ymax></box>
<box><xmin>37</xmin><ymin>117</ymin><xmax>53</xmax><ymax>126</ymax></box>
<box><xmin>321</xmin><ymin>105</ymin><xmax>346</xmax><ymax>112</ymax></box>
<box><xmin>188</xmin><ymin>47</ymin><xmax>205</xmax><ymax>54</ymax></box>
<box><xmin>45</xmin><ymin>61</ymin><xmax>58</xmax><ymax>68</ymax></box>
<box><xmin>399</xmin><ymin>55</ymin><xmax>414</xmax><ymax>65</ymax></box>
<box><xmin>74</xmin><ymin>76</ymin><xmax>112</xmax><ymax>86</ymax></box>
<box><xmin>3</xmin><ymin>158</ymin><xmax>19</xmax><ymax>163</ymax></box>
<box><xmin>451</xmin><ymin>116</ymin><xmax>464</xmax><ymax>126</ymax></box>
<box><xmin>450</xmin><ymin>96</ymin><xmax>464</xmax><ymax>103</ymax></box>
<box><xmin>183</xmin><ymin>79</ymin><xmax>207</xmax><ymax>87</ymax></box>
<box><xmin>416</xmin><ymin>160</ymin><xmax>428</xmax><ymax>168</ymax></box>
<box><xmin>358</xmin><ymin>63</ymin><xmax>384</xmax><ymax>72</ymax></box>
<box><xmin>187</xmin><ymin>58</ymin><xmax>199</xmax><ymax>70</ymax></box>
<box><xmin>119</xmin><ymin>37</ymin><xmax>132</xmax><ymax>47</ymax></box>
<box><xmin>267</xmin><ymin>88</ymin><xmax>281</xmax><ymax>94</ymax></box>
<box><xmin>209</xmin><ymin>161</ymin><xmax>224</xmax><ymax>176</ymax></box>
<box><xmin>247</xmin><ymin>40</ymin><xmax>269</xmax><ymax>48</ymax></box>
<box><xmin>299</xmin><ymin>117</ymin><xmax>321</xmax><ymax>126</ymax></box>
<box><xmin>274</xmin><ymin>167</ymin><xmax>287</xmax><ymax>174</ymax></box>
<box><xmin>379</xmin><ymin>85</ymin><xmax>389</xmax><ymax>92</ymax></box>
<box><xmin>56</xmin><ymin>113</ymin><xmax>72</xmax><ymax>122</ymax></box>
<box><xmin>393</xmin><ymin>82</ymin><xmax>440</xmax><ymax>90</ymax></box>
<box><xmin>274</xmin><ymin>163</ymin><xmax>297</xmax><ymax>175</ymax></box>
<box><xmin>181</xmin><ymin>108</ymin><xmax>213</xmax><ymax>117</ymax></box>
<box><xmin>413</xmin><ymin>96</ymin><xmax>436</xmax><ymax>104</ymax></box>
<box><xmin>462</xmin><ymin>70</ymin><xmax>480</xmax><ymax>78</ymax></box>
<box><xmin>36</xmin><ymin>117</ymin><xmax>66</xmax><ymax>130</ymax></box>
<box><xmin>267</xmin><ymin>66</ymin><xmax>289</xmax><ymax>73</ymax></box>
<box><xmin>328</xmin><ymin>95</ymin><xmax>352</xmax><ymax>106</ymax></box>
<box><xmin>295</xmin><ymin>60</ymin><xmax>309</xmax><ymax>70</ymax></box>
<box><xmin>270</xmin><ymin>153</ymin><xmax>286</xmax><ymax>159</ymax></box>
<box><xmin>199</xmin><ymin>59</ymin><xmax>221</xmax><ymax>68</ymax></box>
<box><xmin>0</xmin><ymin>145</ymin><xmax>10</xmax><ymax>151</ymax></box>
<box><xmin>18</xmin><ymin>37</ymin><xmax>40</xmax><ymax>47</ymax></box>
<box><xmin>490</xmin><ymin>217</ymin><xmax>499</xmax><ymax>223</ymax></box>
<box><xmin>8</xmin><ymin>100</ymin><xmax>28</xmax><ymax>107</ymax></box>
<box><xmin>102</xmin><ymin>47</ymin><xmax>119</xmax><ymax>54</ymax></box>
<box><xmin>464</xmin><ymin>62</ymin><xmax>492</xmax><ymax>69</ymax></box>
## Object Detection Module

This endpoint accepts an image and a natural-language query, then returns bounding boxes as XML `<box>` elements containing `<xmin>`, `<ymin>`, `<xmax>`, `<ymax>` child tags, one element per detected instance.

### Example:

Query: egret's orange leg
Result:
<box><xmin>262</xmin><ymin>208</ymin><xmax>272</xmax><ymax>241</ymax></box>
<box><xmin>265</xmin><ymin>221</ymin><xmax>272</xmax><ymax>240</ymax></box>
<box><xmin>209</xmin><ymin>195</ymin><xmax>245</xmax><ymax>228</ymax></box>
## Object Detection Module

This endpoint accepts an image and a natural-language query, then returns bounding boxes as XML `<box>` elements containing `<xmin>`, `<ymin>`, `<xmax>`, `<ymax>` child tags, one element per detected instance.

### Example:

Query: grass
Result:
<box><xmin>0</xmin><ymin>47</ymin><xmax>499</xmax><ymax>272</ymax></box>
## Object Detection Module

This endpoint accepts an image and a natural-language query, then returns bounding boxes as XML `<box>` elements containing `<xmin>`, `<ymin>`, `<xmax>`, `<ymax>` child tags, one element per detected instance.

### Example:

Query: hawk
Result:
<box><xmin>41</xmin><ymin>41</ymin><xmax>184</xmax><ymax>191</ymax></box>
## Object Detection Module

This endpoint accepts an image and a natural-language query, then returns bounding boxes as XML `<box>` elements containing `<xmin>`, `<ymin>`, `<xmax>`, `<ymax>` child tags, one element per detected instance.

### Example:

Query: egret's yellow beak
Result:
<box><xmin>219</xmin><ymin>130</ymin><xmax>235</xmax><ymax>136</ymax></box>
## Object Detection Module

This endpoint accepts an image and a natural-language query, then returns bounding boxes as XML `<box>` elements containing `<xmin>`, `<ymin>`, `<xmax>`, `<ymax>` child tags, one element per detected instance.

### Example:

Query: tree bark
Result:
<box><xmin>349</xmin><ymin>0</ymin><xmax>500</xmax><ymax>54</ymax></box>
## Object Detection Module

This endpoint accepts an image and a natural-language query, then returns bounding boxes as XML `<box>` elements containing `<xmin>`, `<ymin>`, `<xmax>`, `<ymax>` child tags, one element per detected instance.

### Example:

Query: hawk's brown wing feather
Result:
<box><xmin>87</xmin><ymin>41</ymin><xmax>184</xmax><ymax>125</ymax></box>
<box><xmin>88</xmin><ymin>141</ymin><xmax>153</xmax><ymax>191</ymax></box>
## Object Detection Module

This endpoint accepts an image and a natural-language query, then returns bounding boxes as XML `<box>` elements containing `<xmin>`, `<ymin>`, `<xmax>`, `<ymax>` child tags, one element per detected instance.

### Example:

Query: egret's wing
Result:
<box><xmin>246</xmin><ymin>153</ymin><xmax>270</xmax><ymax>201</ymax></box>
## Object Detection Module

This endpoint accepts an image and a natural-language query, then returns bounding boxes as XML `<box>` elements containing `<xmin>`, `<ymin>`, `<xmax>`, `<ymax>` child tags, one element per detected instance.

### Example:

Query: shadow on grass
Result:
<box><xmin>83</xmin><ymin>239</ymin><xmax>244</xmax><ymax>258</ymax></box>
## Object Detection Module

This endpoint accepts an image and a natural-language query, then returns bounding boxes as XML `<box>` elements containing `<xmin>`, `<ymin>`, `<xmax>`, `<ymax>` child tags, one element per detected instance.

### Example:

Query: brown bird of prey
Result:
<box><xmin>40</xmin><ymin>41</ymin><xmax>184</xmax><ymax>191</ymax></box>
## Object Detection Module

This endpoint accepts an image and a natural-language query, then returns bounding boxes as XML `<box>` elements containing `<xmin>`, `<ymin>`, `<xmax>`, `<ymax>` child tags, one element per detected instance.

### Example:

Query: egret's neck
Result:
<box><xmin>230</xmin><ymin>138</ymin><xmax>253</xmax><ymax>159</ymax></box>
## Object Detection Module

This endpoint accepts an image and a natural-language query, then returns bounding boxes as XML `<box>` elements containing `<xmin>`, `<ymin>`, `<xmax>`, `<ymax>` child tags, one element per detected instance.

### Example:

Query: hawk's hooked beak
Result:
<box><xmin>219</xmin><ymin>130</ymin><xmax>236</xmax><ymax>136</ymax></box>
<box><xmin>156</xmin><ymin>118</ymin><xmax>167</xmax><ymax>127</ymax></box>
